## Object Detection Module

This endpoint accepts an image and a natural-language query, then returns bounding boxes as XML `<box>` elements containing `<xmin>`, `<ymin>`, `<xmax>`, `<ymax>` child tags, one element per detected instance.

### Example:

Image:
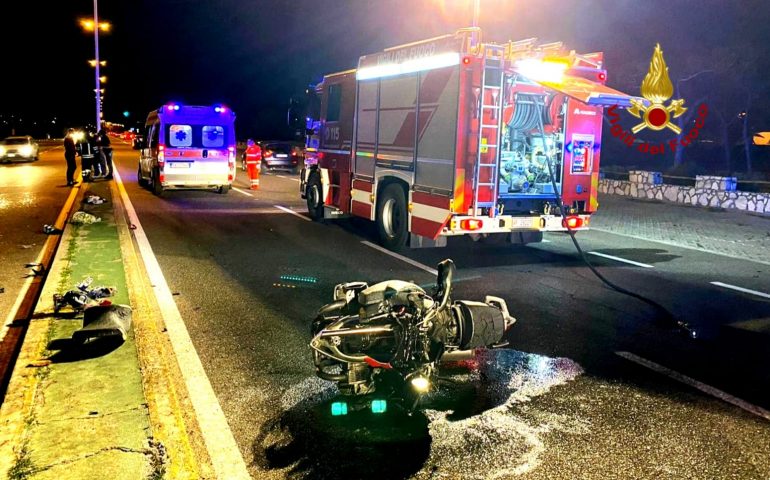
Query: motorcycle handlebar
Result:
<box><xmin>435</xmin><ymin>259</ymin><xmax>455</xmax><ymax>309</ymax></box>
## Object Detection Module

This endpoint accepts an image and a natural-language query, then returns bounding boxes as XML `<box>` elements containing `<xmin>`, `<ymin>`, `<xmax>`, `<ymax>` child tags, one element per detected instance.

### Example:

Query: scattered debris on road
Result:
<box><xmin>71</xmin><ymin>211</ymin><xmax>101</xmax><ymax>225</ymax></box>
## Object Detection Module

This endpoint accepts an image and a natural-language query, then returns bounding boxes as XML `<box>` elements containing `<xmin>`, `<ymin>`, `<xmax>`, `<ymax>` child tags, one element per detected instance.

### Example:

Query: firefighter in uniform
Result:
<box><xmin>245</xmin><ymin>139</ymin><xmax>262</xmax><ymax>190</ymax></box>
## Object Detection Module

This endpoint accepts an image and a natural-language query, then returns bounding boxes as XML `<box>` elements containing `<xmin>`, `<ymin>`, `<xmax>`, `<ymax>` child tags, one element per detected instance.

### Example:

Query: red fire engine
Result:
<box><xmin>300</xmin><ymin>28</ymin><xmax>637</xmax><ymax>249</ymax></box>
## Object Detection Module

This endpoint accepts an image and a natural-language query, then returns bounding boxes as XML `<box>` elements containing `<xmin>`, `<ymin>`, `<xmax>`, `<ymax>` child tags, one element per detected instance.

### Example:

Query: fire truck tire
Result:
<box><xmin>306</xmin><ymin>173</ymin><xmax>324</xmax><ymax>221</ymax></box>
<box><xmin>377</xmin><ymin>184</ymin><xmax>408</xmax><ymax>250</ymax></box>
<box><xmin>152</xmin><ymin>168</ymin><xmax>164</xmax><ymax>197</ymax></box>
<box><xmin>137</xmin><ymin>165</ymin><xmax>148</xmax><ymax>188</ymax></box>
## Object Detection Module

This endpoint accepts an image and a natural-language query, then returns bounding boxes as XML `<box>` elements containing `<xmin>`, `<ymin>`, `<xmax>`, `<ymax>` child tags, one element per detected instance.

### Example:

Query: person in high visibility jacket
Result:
<box><xmin>245</xmin><ymin>139</ymin><xmax>262</xmax><ymax>190</ymax></box>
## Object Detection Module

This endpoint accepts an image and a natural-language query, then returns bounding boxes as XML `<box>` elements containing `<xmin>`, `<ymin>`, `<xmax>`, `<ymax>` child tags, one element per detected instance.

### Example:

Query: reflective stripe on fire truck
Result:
<box><xmin>589</xmin><ymin>172</ymin><xmax>599</xmax><ymax>211</ymax></box>
<box><xmin>409</xmin><ymin>191</ymin><xmax>452</xmax><ymax>239</ymax></box>
<box><xmin>351</xmin><ymin>179</ymin><xmax>375</xmax><ymax>220</ymax></box>
<box><xmin>319</xmin><ymin>168</ymin><xmax>331</xmax><ymax>206</ymax></box>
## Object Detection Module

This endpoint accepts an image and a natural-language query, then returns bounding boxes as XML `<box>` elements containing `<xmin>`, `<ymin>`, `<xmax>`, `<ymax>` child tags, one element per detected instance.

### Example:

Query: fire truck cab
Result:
<box><xmin>300</xmin><ymin>28</ymin><xmax>637</xmax><ymax>249</ymax></box>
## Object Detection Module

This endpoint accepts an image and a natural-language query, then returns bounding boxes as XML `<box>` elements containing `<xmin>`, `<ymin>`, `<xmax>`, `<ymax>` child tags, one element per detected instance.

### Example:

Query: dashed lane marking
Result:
<box><xmin>616</xmin><ymin>351</ymin><xmax>770</xmax><ymax>422</ymax></box>
<box><xmin>361</xmin><ymin>241</ymin><xmax>438</xmax><ymax>276</ymax></box>
<box><xmin>591</xmin><ymin>227</ymin><xmax>770</xmax><ymax>267</ymax></box>
<box><xmin>113</xmin><ymin>168</ymin><xmax>251</xmax><ymax>479</ymax></box>
<box><xmin>274</xmin><ymin>205</ymin><xmax>311</xmax><ymax>222</ymax></box>
<box><xmin>231</xmin><ymin>186</ymin><xmax>253</xmax><ymax>197</ymax></box>
<box><xmin>710</xmin><ymin>281</ymin><xmax>770</xmax><ymax>300</ymax></box>
<box><xmin>587</xmin><ymin>251</ymin><xmax>654</xmax><ymax>268</ymax></box>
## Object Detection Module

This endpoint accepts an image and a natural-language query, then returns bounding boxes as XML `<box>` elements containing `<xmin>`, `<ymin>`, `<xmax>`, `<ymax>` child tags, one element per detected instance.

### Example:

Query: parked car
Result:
<box><xmin>259</xmin><ymin>141</ymin><xmax>304</xmax><ymax>173</ymax></box>
<box><xmin>0</xmin><ymin>136</ymin><xmax>39</xmax><ymax>162</ymax></box>
<box><xmin>131</xmin><ymin>134</ymin><xmax>144</xmax><ymax>150</ymax></box>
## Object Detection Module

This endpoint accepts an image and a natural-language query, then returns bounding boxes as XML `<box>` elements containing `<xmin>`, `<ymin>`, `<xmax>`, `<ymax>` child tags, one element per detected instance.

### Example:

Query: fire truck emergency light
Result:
<box><xmin>356</xmin><ymin>52</ymin><xmax>461</xmax><ymax>81</ymax></box>
<box><xmin>514</xmin><ymin>58</ymin><xmax>570</xmax><ymax>84</ymax></box>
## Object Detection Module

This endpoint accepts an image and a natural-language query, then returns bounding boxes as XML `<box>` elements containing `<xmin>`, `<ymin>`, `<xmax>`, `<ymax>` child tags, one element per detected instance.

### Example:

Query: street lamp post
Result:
<box><xmin>92</xmin><ymin>0</ymin><xmax>102</xmax><ymax>129</ymax></box>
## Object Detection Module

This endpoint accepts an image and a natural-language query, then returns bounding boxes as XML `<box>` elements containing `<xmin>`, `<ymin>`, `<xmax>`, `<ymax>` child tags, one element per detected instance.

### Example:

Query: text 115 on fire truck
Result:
<box><xmin>299</xmin><ymin>27</ymin><xmax>639</xmax><ymax>250</ymax></box>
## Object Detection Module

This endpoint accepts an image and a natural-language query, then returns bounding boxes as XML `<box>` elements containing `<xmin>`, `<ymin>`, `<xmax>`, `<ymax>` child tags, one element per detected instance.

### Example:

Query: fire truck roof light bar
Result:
<box><xmin>356</xmin><ymin>52</ymin><xmax>461</xmax><ymax>81</ymax></box>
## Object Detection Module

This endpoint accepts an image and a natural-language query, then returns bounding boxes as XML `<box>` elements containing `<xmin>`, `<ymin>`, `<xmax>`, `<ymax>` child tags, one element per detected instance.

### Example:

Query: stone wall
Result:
<box><xmin>598</xmin><ymin>171</ymin><xmax>770</xmax><ymax>214</ymax></box>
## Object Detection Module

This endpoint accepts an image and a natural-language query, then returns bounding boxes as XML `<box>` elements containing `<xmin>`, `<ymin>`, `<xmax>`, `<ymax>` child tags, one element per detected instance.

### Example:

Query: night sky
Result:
<box><xmin>3</xmin><ymin>0</ymin><xmax>769</xmax><ymax>144</ymax></box>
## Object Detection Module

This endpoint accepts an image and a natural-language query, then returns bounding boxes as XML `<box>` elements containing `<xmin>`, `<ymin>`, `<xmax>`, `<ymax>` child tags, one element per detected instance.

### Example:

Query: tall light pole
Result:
<box><xmin>92</xmin><ymin>0</ymin><xmax>102</xmax><ymax>130</ymax></box>
<box><xmin>80</xmin><ymin>8</ymin><xmax>110</xmax><ymax>130</ymax></box>
<box><xmin>472</xmin><ymin>0</ymin><xmax>480</xmax><ymax>28</ymax></box>
<box><xmin>470</xmin><ymin>0</ymin><xmax>481</xmax><ymax>49</ymax></box>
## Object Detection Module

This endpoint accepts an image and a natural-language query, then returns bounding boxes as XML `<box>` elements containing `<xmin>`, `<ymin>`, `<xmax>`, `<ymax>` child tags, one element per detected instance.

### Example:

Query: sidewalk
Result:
<box><xmin>0</xmin><ymin>180</ymin><xmax>204</xmax><ymax>479</ymax></box>
<box><xmin>592</xmin><ymin>193</ymin><xmax>770</xmax><ymax>265</ymax></box>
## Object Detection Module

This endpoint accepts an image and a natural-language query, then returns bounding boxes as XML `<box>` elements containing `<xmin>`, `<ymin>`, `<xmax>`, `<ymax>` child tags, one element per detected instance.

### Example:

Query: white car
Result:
<box><xmin>0</xmin><ymin>136</ymin><xmax>39</xmax><ymax>162</ymax></box>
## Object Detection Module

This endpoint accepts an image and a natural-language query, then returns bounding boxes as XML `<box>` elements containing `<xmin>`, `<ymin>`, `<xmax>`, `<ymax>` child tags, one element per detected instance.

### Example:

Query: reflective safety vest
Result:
<box><xmin>245</xmin><ymin>145</ymin><xmax>262</xmax><ymax>164</ymax></box>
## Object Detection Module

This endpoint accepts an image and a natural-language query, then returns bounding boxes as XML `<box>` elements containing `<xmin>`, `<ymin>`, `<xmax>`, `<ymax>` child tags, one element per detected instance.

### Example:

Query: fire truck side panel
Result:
<box><xmin>413</xmin><ymin>66</ymin><xmax>459</xmax><ymax>196</ymax></box>
<box><xmin>560</xmin><ymin>98</ymin><xmax>604</xmax><ymax>212</ymax></box>
<box><xmin>376</xmin><ymin>74</ymin><xmax>418</xmax><ymax>171</ymax></box>
<box><xmin>457</xmin><ymin>60</ymin><xmax>482</xmax><ymax>216</ymax></box>
<box><xmin>319</xmin><ymin>72</ymin><xmax>356</xmax><ymax>213</ymax></box>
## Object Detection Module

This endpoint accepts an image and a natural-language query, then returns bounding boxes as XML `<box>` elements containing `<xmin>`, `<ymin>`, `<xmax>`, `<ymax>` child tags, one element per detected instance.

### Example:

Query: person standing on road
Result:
<box><xmin>64</xmin><ymin>129</ymin><xmax>78</xmax><ymax>186</ymax></box>
<box><xmin>77</xmin><ymin>131</ymin><xmax>97</xmax><ymax>182</ymax></box>
<box><xmin>97</xmin><ymin>129</ymin><xmax>114</xmax><ymax>179</ymax></box>
<box><xmin>245</xmin><ymin>139</ymin><xmax>262</xmax><ymax>190</ymax></box>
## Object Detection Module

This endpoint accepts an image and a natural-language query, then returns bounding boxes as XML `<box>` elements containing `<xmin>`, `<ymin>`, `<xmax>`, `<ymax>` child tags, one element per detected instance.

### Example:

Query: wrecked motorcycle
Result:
<box><xmin>310</xmin><ymin>259</ymin><xmax>516</xmax><ymax>414</ymax></box>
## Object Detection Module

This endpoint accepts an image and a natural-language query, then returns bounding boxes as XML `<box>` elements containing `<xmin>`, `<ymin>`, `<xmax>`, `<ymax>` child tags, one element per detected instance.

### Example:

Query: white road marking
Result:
<box><xmin>274</xmin><ymin>205</ymin><xmax>311</xmax><ymax>222</ymax></box>
<box><xmin>587</xmin><ymin>251</ymin><xmax>654</xmax><ymax>268</ymax></box>
<box><xmin>113</xmin><ymin>168</ymin><xmax>251</xmax><ymax>479</ymax></box>
<box><xmin>710</xmin><ymin>281</ymin><xmax>770</xmax><ymax>300</ymax></box>
<box><xmin>275</xmin><ymin>174</ymin><xmax>300</xmax><ymax>183</ymax></box>
<box><xmin>591</xmin><ymin>227</ymin><xmax>770</xmax><ymax>267</ymax></box>
<box><xmin>361</xmin><ymin>241</ymin><xmax>438</xmax><ymax>276</ymax></box>
<box><xmin>231</xmin><ymin>186</ymin><xmax>253</xmax><ymax>197</ymax></box>
<box><xmin>616</xmin><ymin>351</ymin><xmax>770</xmax><ymax>422</ymax></box>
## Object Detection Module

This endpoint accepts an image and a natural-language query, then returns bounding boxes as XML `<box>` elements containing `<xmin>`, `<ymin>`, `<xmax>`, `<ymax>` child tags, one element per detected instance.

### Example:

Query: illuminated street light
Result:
<box><xmin>99</xmin><ymin>76</ymin><xmax>107</xmax><ymax>83</ymax></box>
<box><xmin>88</xmin><ymin>60</ymin><xmax>107</xmax><ymax>67</ymax></box>
<box><xmin>79</xmin><ymin>2</ymin><xmax>110</xmax><ymax>129</ymax></box>
<box><xmin>79</xmin><ymin>18</ymin><xmax>111</xmax><ymax>31</ymax></box>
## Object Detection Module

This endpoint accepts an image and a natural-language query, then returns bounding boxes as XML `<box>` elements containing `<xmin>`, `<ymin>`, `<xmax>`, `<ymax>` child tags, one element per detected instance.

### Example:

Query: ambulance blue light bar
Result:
<box><xmin>356</xmin><ymin>52</ymin><xmax>460</xmax><ymax>80</ymax></box>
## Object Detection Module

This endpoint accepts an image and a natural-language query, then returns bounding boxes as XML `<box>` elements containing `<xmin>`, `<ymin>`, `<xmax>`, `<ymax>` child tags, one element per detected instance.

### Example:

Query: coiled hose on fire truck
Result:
<box><xmin>532</xmin><ymin>97</ymin><xmax>697</xmax><ymax>338</ymax></box>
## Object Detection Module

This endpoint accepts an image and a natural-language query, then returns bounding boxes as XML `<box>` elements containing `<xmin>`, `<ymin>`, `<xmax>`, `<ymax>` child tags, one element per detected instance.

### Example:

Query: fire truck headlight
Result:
<box><xmin>515</xmin><ymin>59</ymin><xmax>570</xmax><ymax>84</ymax></box>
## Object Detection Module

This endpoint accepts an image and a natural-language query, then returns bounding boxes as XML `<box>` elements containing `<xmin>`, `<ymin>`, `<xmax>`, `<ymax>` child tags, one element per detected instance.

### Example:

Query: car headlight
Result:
<box><xmin>19</xmin><ymin>145</ymin><xmax>33</xmax><ymax>156</ymax></box>
<box><xmin>0</xmin><ymin>147</ymin><xmax>6</xmax><ymax>156</ymax></box>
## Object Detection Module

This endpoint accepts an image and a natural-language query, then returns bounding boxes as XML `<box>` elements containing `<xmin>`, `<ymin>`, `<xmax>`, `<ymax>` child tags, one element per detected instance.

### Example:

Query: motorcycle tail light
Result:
<box><xmin>331</xmin><ymin>401</ymin><xmax>348</xmax><ymax>416</ymax></box>
<box><xmin>370</xmin><ymin>399</ymin><xmax>387</xmax><ymax>414</ymax></box>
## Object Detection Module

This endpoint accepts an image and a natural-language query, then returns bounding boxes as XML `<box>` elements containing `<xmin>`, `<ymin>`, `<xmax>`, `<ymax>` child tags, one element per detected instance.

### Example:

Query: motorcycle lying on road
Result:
<box><xmin>310</xmin><ymin>259</ymin><xmax>516</xmax><ymax>414</ymax></box>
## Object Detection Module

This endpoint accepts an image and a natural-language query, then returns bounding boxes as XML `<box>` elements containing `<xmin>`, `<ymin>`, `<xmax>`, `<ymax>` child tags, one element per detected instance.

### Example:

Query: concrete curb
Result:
<box><xmin>110</xmin><ymin>180</ymin><xmax>214</xmax><ymax>478</ymax></box>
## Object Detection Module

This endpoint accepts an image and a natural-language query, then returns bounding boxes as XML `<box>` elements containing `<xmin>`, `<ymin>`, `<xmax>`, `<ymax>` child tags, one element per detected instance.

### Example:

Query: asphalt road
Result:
<box><xmin>111</xmin><ymin>143</ymin><xmax>770</xmax><ymax>479</ymax></box>
<box><xmin>0</xmin><ymin>143</ymin><xmax>71</xmax><ymax>331</ymax></box>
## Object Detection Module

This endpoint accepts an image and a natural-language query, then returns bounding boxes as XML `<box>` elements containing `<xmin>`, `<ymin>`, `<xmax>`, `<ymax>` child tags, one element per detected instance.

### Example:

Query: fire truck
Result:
<box><xmin>299</xmin><ymin>28</ymin><xmax>637</xmax><ymax>249</ymax></box>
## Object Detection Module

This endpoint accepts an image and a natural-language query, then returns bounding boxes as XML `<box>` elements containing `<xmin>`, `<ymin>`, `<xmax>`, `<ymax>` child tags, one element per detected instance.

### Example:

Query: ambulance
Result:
<box><xmin>137</xmin><ymin>103</ymin><xmax>236</xmax><ymax>195</ymax></box>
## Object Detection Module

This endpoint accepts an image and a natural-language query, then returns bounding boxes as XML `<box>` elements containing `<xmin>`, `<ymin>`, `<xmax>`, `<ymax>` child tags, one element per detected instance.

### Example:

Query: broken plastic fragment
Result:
<box><xmin>71</xmin><ymin>211</ymin><xmax>101</xmax><ymax>225</ymax></box>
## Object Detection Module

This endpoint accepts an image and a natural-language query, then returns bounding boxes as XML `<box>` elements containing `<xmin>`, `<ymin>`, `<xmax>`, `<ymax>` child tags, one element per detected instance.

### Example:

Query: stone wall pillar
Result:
<box><xmin>695</xmin><ymin>175</ymin><xmax>738</xmax><ymax>191</ymax></box>
<box><xmin>628</xmin><ymin>170</ymin><xmax>662</xmax><ymax>185</ymax></box>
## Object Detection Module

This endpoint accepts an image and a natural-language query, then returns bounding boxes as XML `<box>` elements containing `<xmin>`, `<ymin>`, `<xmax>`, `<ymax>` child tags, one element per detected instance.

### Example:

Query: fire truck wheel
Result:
<box><xmin>152</xmin><ymin>168</ymin><xmax>164</xmax><ymax>197</ymax></box>
<box><xmin>377</xmin><ymin>184</ymin><xmax>408</xmax><ymax>250</ymax></box>
<box><xmin>306</xmin><ymin>173</ymin><xmax>324</xmax><ymax>221</ymax></box>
